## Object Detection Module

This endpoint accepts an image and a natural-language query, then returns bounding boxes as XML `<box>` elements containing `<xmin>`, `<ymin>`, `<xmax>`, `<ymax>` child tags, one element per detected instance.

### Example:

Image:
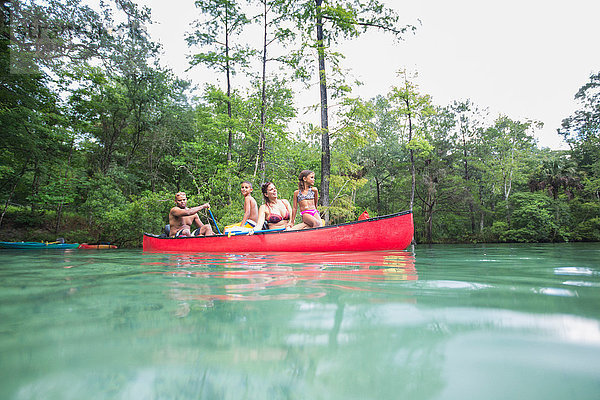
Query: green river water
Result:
<box><xmin>0</xmin><ymin>243</ymin><xmax>599</xmax><ymax>399</ymax></box>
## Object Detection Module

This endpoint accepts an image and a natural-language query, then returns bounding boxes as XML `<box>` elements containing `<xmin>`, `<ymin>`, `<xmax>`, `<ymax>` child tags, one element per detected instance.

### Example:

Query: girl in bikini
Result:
<box><xmin>252</xmin><ymin>182</ymin><xmax>293</xmax><ymax>232</ymax></box>
<box><xmin>290</xmin><ymin>170</ymin><xmax>322</xmax><ymax>229</ymax></box>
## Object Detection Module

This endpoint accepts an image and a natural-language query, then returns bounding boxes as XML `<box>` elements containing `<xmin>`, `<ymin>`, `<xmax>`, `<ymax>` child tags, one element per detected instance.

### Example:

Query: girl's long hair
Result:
<box><xmin>298</xmin><ymin>170</ymin><xmax>313</xmax><ymax>192</ymax></box>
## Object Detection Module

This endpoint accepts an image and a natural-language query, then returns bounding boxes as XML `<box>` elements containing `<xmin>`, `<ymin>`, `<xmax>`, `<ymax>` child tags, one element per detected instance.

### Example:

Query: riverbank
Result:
<box><xmin>0</xmin><ymin>209</ymin><xmax>93</xmax><ymax>245</ymax></box>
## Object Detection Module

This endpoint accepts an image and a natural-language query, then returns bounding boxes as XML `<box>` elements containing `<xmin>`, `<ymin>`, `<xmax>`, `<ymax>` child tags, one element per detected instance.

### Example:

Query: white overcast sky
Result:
<box><xmin>136</xmin><ymin>0</ymin><xmax>600</xmax><ymax>150</ymax></box>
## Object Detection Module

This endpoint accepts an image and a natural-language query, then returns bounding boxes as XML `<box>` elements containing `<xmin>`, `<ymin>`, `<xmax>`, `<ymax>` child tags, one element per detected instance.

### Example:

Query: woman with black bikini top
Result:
<box><xmin>251</xmin><ymin>182</ymin><xmax>292</xmax><ymax>233</ymax></box>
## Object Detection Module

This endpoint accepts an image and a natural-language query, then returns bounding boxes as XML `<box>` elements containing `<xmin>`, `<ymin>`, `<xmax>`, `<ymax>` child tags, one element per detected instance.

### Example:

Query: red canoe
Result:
<box><xmin>143</xmin><ymin>210</ymin><xmax>413</xmax><ymax>253</ymax></box>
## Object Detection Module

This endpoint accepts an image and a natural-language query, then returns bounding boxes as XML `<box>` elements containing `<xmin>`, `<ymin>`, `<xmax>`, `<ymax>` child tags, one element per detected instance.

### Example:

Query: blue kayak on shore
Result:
<box><xmin>0</xmin><ymin>241</ymin><xmax>80</xmax><ymax>249</ymax></box>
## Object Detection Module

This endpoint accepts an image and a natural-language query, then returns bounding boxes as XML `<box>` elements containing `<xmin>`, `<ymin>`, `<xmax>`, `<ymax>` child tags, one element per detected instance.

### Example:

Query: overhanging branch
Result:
<box><xmin>321</xmin><ymin>15</ymin><xmax>414</xmax><ymax>36</ymax></box>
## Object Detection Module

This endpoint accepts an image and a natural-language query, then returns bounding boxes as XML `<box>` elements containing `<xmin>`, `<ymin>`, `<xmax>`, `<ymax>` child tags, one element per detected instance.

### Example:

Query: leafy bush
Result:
<box><xmin>574</xmin><ymin>217</ymin><xmax>600</xmax><ymax>241</ymax></box>
<box><xmin>487</xmin><ymin>221</ymin><xmax>509</xmax><ymax>242</ymax></box>
<box><xmin>500</xmin><ymin>192</ymin><xmax>563</xmax><ymax>242</ymax></box>
<box><xmin>570</xmin><ymin>201</ymin><xmax>600</xmax><ymax>241</ymax></box>
<box><xmin>434</xmin><ymin>213</ymin><xmax>472</xmax><ymax>243</ymax></box>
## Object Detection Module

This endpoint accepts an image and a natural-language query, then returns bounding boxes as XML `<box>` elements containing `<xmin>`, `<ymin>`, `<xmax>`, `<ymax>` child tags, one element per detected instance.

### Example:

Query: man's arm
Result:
<box><xmin>170</xmin><ymin>203</ymin><xmax>209</xmax><ymax>217</ymax></box>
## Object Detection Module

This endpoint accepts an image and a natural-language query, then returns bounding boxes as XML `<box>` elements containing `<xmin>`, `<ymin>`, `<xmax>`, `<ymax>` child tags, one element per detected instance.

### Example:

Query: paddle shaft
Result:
<box><xmin>208</xmin><ymin>208</ymin><xmax>221</xmax><ymax>234</ymax></box>
<box><xmin>228</xmin><ymin>227</ymin><xmax>285</xmax><ymax>236</ymax></box>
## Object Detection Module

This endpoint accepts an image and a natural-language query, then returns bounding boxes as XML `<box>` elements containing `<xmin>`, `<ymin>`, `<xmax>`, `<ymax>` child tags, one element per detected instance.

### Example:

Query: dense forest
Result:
<box><xmin>1</xmin><ymin>0</ymin><xmax>598</xmax><ymax>247</ymax></box>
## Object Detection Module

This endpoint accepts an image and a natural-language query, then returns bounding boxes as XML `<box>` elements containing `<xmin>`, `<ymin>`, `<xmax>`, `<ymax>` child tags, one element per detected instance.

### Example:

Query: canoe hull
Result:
<box><xmin>0</xmin><ymin>241</ymin><xmax>79</xmax><ymax>249</ymax></box>
<box><xmin>143</xmin><ymin>211</ymin><xmax>413</xmax><ymax>253</ymax></box>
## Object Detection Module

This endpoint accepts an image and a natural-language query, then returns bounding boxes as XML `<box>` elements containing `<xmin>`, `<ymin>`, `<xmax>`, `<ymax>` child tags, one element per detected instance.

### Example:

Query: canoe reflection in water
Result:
<box><xmin>147</xmin><ymin>250</ymin><xmax>417</xmax><ymax>307</ymax></box>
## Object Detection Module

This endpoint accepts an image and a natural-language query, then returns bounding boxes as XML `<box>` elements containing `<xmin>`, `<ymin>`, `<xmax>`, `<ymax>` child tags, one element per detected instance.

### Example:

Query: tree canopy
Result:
<box><xmin>0</xmin><ymin>0</ymin><xmax>598</xmax><ymax>246</ymax></box>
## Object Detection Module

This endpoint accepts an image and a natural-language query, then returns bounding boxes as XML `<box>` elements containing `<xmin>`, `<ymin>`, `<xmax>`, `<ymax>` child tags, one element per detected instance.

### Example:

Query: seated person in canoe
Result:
<box><xmin>290</xmin><ymin>170</ymin><xmax>322</xmax><ymax>229</ymax></box>
<box><xmin>224</xmin><ymin>181</ymin><xmax>259</xmax><ymax>234</ymax></box>
<box><xmin>251</xmin><ymin>182</ymin><xmax>294</xmax><ymax>233</ymax></box>
<box><xmin>169</xmin><ymin>191</ymin><xmax>214</xmax><ymax>237</ymax></box>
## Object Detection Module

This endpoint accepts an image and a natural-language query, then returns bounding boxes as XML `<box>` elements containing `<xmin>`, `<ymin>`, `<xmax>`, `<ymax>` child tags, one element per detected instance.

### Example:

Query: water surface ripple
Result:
<box><xmin>0</xmin><ymin>243</ymin><xmax>599</xmax><ymax>399</ymax></box>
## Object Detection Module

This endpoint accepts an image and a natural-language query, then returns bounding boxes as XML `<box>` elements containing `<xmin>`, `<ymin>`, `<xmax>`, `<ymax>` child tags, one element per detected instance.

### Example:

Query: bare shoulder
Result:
<box><xmin>312</xmin><ymin>187</ymin><xmax>319</xmax><ymax>194</ymax></box>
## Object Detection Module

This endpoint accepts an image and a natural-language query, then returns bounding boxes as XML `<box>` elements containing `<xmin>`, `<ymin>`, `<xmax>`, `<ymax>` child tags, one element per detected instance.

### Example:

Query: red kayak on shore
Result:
<box><xmin>143</xmin><ymin>210</ymin><xmax>413</xmax><ymax>253</ymax></box>
<box><xmin>78</xmin><ymin>243</ymin><xmax>118</xmax><ymax>249</ymax></box>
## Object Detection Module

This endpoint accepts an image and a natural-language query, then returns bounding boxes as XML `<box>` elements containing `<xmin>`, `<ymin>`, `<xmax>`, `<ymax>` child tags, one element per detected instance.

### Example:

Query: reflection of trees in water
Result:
<box><xmin>163</xmin><ymin>251</ymin><xmax>417</xmax><ymax>305</ymax></box>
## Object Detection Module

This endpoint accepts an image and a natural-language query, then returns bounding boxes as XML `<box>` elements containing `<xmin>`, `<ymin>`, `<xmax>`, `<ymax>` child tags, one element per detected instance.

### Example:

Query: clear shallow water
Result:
<box><xmin>0</xmin><ymin>244</ymin><xmax>599</xmax><ymax>399</ymax></box>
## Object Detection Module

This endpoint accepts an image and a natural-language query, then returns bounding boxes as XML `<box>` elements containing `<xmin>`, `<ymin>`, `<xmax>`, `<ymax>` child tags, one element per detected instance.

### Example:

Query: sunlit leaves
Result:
<box><xmin>186</xmin><ymin>0</ymin><xmax>252</xmax><ymax>73</ymax></box>
<box><xmin>559</xmin><ymin>71</ymin><xmax>600</xmax><ymax>173</ymax></box>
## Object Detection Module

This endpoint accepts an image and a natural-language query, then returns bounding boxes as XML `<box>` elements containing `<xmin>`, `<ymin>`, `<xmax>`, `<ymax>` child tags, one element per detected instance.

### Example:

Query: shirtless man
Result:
<box><xmin>169</xmin><ymin>192</ymin><xmax>214</xmax><ymax>237</ymax></box>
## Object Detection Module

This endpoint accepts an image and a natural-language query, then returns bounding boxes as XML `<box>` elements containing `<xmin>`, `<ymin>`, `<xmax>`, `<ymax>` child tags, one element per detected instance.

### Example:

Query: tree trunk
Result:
<box><xmin>479</xmin><ymin>188</ymin><xmax>485</xmax><ymax>233</ymax></box>
<box><xmin>316</xmin><ymin>0</ymin><xmax>330</xmax><ymax>223</ymax></box>
<box><xmin>405</xmin><ymin>97</ymin><xmax>415</xmax><ymax>211</ymax></box>
<box><xmin>469</xmin><ymin>202</ymin><xmax>476</xmax><ymax>233</ymax></box>
<box><xmin>0</xmin><ymin>165</ymin><xmax>27</xmax><ymax>228</ymax></box>
<box><xmin>461</xmin><ymin>130</ymin><xmax>476</xmax><ymax>233</ymax></box>
<box><xmin>423</xmin><ymin>174</ymin><xmax>436</xmax><ymax>243</ymax></box>
<box><xmin>258</xmin><ymin>0</ymin><xmax>268</xmax><ymax>182</ymax></box>
<box><xmin>0</xmin><ymin>183</ymin><xmax>16</xmax><ymax>227</ymax></box>
<box><xmin>375</xmin><ymin>175</ymin><xmax>381</xmax><ymax>212</ymax></box>
<box><xmin>31</xmin><ymin>159</ymin><xmax>40</xmax><ymax>214</ymax></box>
<box><xmin>426</xmin><ymin>204</ymin><xmax>434</xmax><ymax>243</ymax></box>
<box><xmin>125</xmin><ymin>101</ymin><xmax>143</xmax><ymax>168</ymax></box>
<box><xmin>100</xmin><ymin>117</ymin><xmax>124</xmax><ymax>174</ymax></box>
<box><xmin>480</xmin><ymin>210</ymin><xmax>485</xmax><ymax>232</ymax></box>
<box><xmin>225</xmin><ymin>2</ymin><xmax>233</xmax><ymax>164</ymax></box>
<box><xmin>504</xmin><ymin>169</ymin><xmax>513</xmax><ymax>226</ymax></box>
<box><xmin>55</xmin><ymin>140</ymin><xmax>74</xmax><ymax>233</ymax></box>
<box><xmin>55</xmin><ymin>202</ymin><xmax>63</xmax><ymax>233</ymax></box>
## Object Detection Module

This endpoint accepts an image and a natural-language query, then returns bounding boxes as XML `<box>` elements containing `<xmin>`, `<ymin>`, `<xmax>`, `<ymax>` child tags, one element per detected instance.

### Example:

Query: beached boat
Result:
<box><xmin>143</xmin><ymin>210</ymin><xmax>413</xmax><ymax>253</ymax></box>
<box><xmin>78</xmin><ymin>243</ymin><xmax>118</xmax><ymax>249</ymax></box>
<box><xmin>0</xmin><ymin>241</ymin><xmax>79</xmax><ymax>249</ymax></box>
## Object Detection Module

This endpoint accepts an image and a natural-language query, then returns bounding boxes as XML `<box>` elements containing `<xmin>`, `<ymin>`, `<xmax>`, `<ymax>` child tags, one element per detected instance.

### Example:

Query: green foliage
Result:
<box><xmin>407</xmin><ymin>135</ymin><xmax>434</xmax><ymax>159</ymax></box>
<box><xmin>78</xmin><ymin>180</ymin><xmax>172</xmax><ymax>246</ymax></box>
<box><xmin>1</xmin><ymin>2</ymin><xmax>598</xmax><ymax>247</ymax></box>
<box><xmin>559</xmin><ymin>72</ymin><xmax>600</xmax><ymax>172</ymax></box>
<box><xmin>492</xmin><ymin>192</ymin><xmax>565</xmax><ymax>243</ymax></box>
<box><xmin>186</xmin><ymin>0</ymin><xmax>252</xmax><ymax>73</ymax></box>
<box><xmin>28</xmin><ymin>176</ymin><xmax>77</xmax><ymax>210</ymax></box>
<box><xmin>81</xmin><ymin>174</ymin><xmax>124</xmax><ymax>219</ymax></box>
<box><xmin>570</xmin><ymin>200</ymin><xmax>600</xmax><ymax>241</ymax></box>
<box><xmin>328</xmin><ymin>172</ymin><xmax>368</xmax><ymax>224</ymax></box>
<box><xmin>6</xmin><ymin>0</ymin><xmax>107</xmax><ymax>73</ymax></box>
<box><xmin>574</xmin><ymin>217</ymin><xmax>600</xmax><ymax>242</ymax></box>
<box><xmin>432</xmin><ymin>212</ymin><xmax>472</xmax><ymax>243</ymax></box>
<box><xmin>102</xmin><ymin>191</ymin><xmax>172</xmax><ymax>247</ymax></box>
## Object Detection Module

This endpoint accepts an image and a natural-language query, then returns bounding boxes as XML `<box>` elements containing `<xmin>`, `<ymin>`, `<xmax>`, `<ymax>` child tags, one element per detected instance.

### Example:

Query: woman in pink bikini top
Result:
<box><xmin>290</xmin><ymin>170</ymin><xmax>322</xmax><ymax>229</ymax></box>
